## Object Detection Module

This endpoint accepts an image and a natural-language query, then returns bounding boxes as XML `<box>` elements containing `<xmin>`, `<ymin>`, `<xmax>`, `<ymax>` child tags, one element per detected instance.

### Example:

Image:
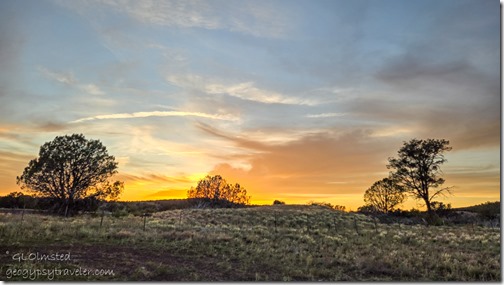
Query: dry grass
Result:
<box><xmin>0</xmin><ymin>205</ymin><xmax>500</xmax><ymax>281</ymax></box>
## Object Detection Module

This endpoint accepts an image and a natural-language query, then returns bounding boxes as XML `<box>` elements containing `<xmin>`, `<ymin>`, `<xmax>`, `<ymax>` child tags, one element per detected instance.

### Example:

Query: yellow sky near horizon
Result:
<box><xmin>2</xmin><ymin>164</ymin><xmax>499</xmax><ymax>211</ymax></box>
<box><xmin>0</xmin><ymin>0</ymin><xmax>500</xmax><ymax>211</ymax></box>
<box><xmin>0</xmin><ymin>124</ymin><xmax>499</xmax><ymax>211</ymax></box>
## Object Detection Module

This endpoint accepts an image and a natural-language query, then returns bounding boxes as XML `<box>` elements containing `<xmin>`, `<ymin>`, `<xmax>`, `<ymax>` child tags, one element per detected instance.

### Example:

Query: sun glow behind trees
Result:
<box><xmin>0</xmin><ymin>0</ymin><xmax>499</xmax><ymax>209</ymax></box>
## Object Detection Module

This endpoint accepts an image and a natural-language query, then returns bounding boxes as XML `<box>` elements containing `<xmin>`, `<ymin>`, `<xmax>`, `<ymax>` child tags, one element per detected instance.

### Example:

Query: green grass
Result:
<box><xmin>0</xmin><ymin>205</ymin><xmax>500</xmax><ymax>281</ymax></box>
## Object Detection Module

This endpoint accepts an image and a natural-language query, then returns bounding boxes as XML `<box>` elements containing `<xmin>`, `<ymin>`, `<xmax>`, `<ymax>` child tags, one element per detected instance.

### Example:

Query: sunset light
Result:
<box><xmin>0</xmin><ymin>0</ymin><xmax>499</xmax><ymax>211</ymax></box>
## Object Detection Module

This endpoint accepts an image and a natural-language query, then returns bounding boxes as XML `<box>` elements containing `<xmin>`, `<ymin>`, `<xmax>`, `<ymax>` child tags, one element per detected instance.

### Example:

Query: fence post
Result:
<box><xmin>373</xmin><ymin>218</ymin><xmax>378</xmax><ymax>234</ymax></box>
<box><xmin>142</xmin><ymin>213</ymin><xmax>152</xmax><ymax>232</ymax></box>
<box><xmin>100</xmin><ymin>210</ymin><xmax>105</xmax><ymax>228</ymax></box>
<box><xmin>179</xmin><ymin>210</ymin><xmax>183</xmax><ymax>227</ymax></box>
<box><xmin>20</xmin><ymin>204</ymin><xmax>26</xmax><ymax>225</ymax></box>
<box><xmin>274</xmin><ymin>211</ymin><xmax>278</xmax><ymax>233</ymax></box>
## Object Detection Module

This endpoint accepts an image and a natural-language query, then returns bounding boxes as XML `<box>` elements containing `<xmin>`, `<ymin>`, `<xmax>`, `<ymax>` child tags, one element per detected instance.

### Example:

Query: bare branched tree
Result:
<box><xmin>364</xmin><ymin>177</ymin><xmax>405</xmax><ymax>213</ymax></box>
<box><xmin>387</xmin><ymin>138</ymin><xmax>452</xmax><ymax>214</ymax></box>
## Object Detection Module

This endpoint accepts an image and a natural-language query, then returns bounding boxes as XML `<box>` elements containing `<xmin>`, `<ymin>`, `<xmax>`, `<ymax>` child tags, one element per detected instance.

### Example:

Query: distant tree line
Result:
<box><xmin>308</xmin><ymin>201</ymin><xmax>346</xmax><ymax>212</ymax></box>
<box><xmin>0</xmin><ymin>190</ymin><xmax>253</xmax><ymax>216</ymax></box>
<box><xmin>0</xmin><ymin>191</ymin><xmax>103</xmax><ymax>213</ymax></box>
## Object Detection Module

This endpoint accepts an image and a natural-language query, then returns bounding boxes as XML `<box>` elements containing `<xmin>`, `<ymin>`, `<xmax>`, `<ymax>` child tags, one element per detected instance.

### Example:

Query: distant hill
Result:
<box><xmin>0</xmin><ymin>192</ymin><xmax>500</xmax><ymax>219</ymax></box>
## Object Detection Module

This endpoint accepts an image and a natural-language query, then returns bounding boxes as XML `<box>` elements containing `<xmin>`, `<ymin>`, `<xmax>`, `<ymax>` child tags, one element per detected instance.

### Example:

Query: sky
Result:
<box><xmin>0</xmin><ymin>0</ymin><xmax>500</xmax><ymax>210</ymax></box>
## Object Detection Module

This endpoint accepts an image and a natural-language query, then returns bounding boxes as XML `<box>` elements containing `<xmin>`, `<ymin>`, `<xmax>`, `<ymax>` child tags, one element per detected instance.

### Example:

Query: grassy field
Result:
<box><xmin>0</xmin><ymin>205</ymin><xmax>500</xmax><ymax>281</ymax></box>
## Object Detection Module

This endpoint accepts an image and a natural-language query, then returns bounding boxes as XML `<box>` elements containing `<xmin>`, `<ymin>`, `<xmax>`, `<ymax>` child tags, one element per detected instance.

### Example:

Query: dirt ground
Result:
<box><xmin>0</xmin><ymin>244</ymin><xmax>242</xmax><ymax>281</ymax></box>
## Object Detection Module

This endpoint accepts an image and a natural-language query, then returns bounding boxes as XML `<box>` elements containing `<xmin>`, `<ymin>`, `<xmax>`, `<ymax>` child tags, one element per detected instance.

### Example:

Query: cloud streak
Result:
<box><xmin>167</xmin><ymin>74</ymin><xmax>317</xmax><ymax>106</ymax></box>
<box><xmin>0</xmin><ymin>0</ymin><xmax>498</xmax><ymax>208</ymax></box>
<box><xmin>80</xmin><ymin>84</ymin><xmax>105</xmax><ymax>96</ymax></box>
<box><xmin>70</xmin><ymin>110</ymin><xmax>241</xmax><ymax>123</ymax></box>
<box><xmin>38</xmin><ymin>67</ymin><xmax>76</xmax><ymax>85</ymax></box>
<box><xmin>206</xmin><ymin>82</ymin><xmax>317</xmax><ymax>106</ymax></box>
<box><xmin>202</xmin><ymin>126</ymin><xmax>395</xmax><ymax>206</ymax></box>
<box><xmin>38</xmin><ymin>66</ymin><xmax>106</xmax><ymax>95</ymax></box>
<box><xmin>54</xmin><ymin>0</ymin><xmax>294</xmax><ymax>38</ymax></box>
<box><xmin>306</xmin><ymin>113</ymin><xmax>345</xmax><ymax>119</ymax></box>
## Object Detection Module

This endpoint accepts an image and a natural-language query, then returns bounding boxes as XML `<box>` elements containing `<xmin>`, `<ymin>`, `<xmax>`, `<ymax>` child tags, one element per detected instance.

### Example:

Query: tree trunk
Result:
<box><xmin>64</xmin><ymin>197</ymin><xmax>74</xmax><ymax>217</ymax></box>
<box><xmin>424</xmin><ymin>197</ymin><xmax>439</xmax><ymax>225</ymax></box>
<box><xmin>64</xmin><ymin>202</ymin><xmax>69</xmax><ymax>217</ymax></box>
<box><xmin>425</xmin><ymin>198</ymin><xmax>432</xmax><ymax>214</ymax></box>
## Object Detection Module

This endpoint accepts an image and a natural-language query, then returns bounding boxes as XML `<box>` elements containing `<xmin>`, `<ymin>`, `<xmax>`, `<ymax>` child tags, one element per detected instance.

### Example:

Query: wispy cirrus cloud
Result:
<box><xmin>117</xmin><ymin>0</ymin><xmax>220</xmax><ymax>29</ymax></box>
<box><xmin>53</xmin><ymin>0</ymin><xmax>295</xmax><ymax>38</ymax></box>
<box><xmin>306</xmin><ymin>113</ymin><xmax>345</xmax><ymax>119</ymax></box>
<box><xmin>38</xmin><ymin>66</ymin><xmax>76</xmax><ymax>85</ymax></box>
<box><xmin>70</xmin><ymin>110</ymin><xmax>240</xmax><ymax>123</ymax></box>
<box><xmin>38</xmin><ymin>66</ymin><xmax>106</xmax><ymax>95</ymax></box>
<box><xmin>167</xmin><ymin>74</ymin><xmax>317</xmax><ymax>106</ymax></box>
<box><xmin>206</xmin><ymin>82</ymin><xmax>317</xmax><ymax>106</ymax></box>
<box><xmin>80</xmin><ymin>84</ymin><xmax>106</xmax><ymax>96</ymax></box>
<box><xmin>196</xmin><ymin>122</ymin><xmax>333</xmax><ymax>147</ymax></box>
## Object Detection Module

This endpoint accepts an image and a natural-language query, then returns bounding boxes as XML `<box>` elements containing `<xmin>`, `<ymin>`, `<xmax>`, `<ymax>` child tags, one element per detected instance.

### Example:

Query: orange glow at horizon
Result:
<box><xmin>0</xmin><ymin>0</ymin><xmax>499</xmax><ymax>217</ymax></box>
<box><xmin>109</xmin><ymin>169</ymin><xmax>500</xmax><ymax>211</ymax></box>
<box><xmin>2</xmin><ymin>170</ymin><xmax>499</xmax><ymax>211</ymax></box>
<box><xmin>1</xmin><ymin>132</ymin><xmax>499</xmax><ymax>211</ymax></box>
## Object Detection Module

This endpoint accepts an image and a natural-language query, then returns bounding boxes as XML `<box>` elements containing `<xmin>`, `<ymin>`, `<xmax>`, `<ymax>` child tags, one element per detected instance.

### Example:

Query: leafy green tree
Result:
<box><xmin>16</xmin><ymin>134</ymin><xmax>123</xmax><ymax>216</ymax></box>
<box><xmin>187</xmin><ymin>175</ymin><xmax>250</xmax><ymax>205</ymax></box>
<box><xmin>363</xmin><ymin>177</ymin><xmax>405</xmax><ymax>214</ymax></box>
<box><xmin>387</xmin><ymin>138</ymin><xmax>452</xmax><ymax>214</ymax></box>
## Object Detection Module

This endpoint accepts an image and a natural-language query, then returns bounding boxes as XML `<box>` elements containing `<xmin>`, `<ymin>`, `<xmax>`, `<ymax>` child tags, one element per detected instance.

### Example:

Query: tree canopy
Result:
<box><xmin>387</xmin><ymin>138</ymin><xmax>452</xmax><ymax>213</ymax></box>
<box><xmin>16</xmin><ymin>134</ymin><xmax>123</xmax><ymax>216</ymax></box>
<box><xmin>363</xmin><ymin>177</ymin><xmax>405</xmax><ymax>214</ymax></box>
<box><xmin>187</xmin><ymin>175</ymin><xmax>250</xmax><ymax>206</ymax></box>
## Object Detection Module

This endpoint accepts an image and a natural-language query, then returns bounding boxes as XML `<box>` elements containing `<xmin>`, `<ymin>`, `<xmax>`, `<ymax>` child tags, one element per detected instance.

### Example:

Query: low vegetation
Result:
<box><xmin>456</xmin><ymin>201</ymin><xmax>500</xmax><ymax>219</ymax></box>
<box><xmin>2</xmin><ymin>136</ymin><xmax>499</xmax><ymax>281</ymax></box>
<box><xmin>0</xmin><ymin>205</ymin><xmax>500</xmax><ymax>281</ymax></box>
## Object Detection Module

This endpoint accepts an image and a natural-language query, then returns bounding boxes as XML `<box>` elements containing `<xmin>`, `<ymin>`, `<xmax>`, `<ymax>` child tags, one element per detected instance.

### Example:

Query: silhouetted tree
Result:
<box><xmin>430</xmin><ymin>201</ymin><xmax>451</xmax><ymax>216</ymax></box>
<box><xmin>308</xmin><ymin>201</ymin><xmax>345</xmax><ymax>211</ymax></box>
<box><xmin>333</xmin><ymin>205</ymin><xmax>346</xmax><ymax>212</ymax></box>
<box><xmin>363</xmin><ymin>177</ymin><xmax>405</xmax><ymax>214</ymax></box>
<box><xmin>187</xmin><ymin>175</ymin><xmax>250</xmax><ymax>206</ymax></box>
<box><xmin>0</xmin><ymin>192</ymin><xmax>37</xmax><ymax>209</ymax></box>
<box><xmin>4</xmin><ymin>192</ymin><xmax>25</xmax><ymax>208</ymax></box>
<box><xmin>16</xmin><ymin>134</ymin><xmax>123</xmax><ymax>216</ymax></box>
<box><xmin>273</xmin><ymin>200</ymin><xmax>285</xmax><ymax>205</ymax></box>
<box><xmin>387</xmin><ymin>138</ymin><xmax>452</xmax><ymax>214</ymax></box>
<box><xmin>357</xmin><ymin>204</ymin><xmax>379</xmax><ymax>214</ymax></box>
